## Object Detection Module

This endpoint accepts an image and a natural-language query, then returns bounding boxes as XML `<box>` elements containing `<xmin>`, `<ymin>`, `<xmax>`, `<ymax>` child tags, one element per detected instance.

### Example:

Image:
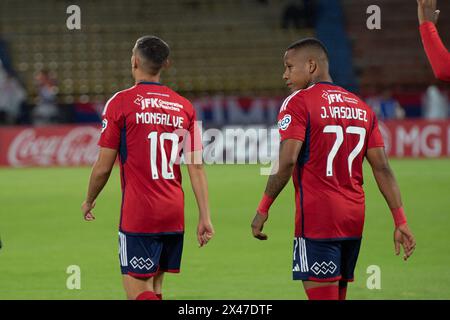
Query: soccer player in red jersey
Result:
<box><xmin>81</xmin><ymin>36</ymin><xmax>214</xmax><ymax>300</ymax></box>
<box><xmin>418</xmin><ymin>0</ymin><xmax>450</xmax><ymax>81</ymax></box>
<box><xmin>251</xmin><ymin>38</ymin><xmax>416</xmax><ymax>300</ymax></box>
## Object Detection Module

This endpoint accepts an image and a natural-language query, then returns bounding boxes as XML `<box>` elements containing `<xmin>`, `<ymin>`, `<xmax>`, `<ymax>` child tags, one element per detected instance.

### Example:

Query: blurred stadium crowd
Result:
<box><xmin>0</xmin><ymin>0</ymin><xmax>449</xmax><ymax>127</ymax></box>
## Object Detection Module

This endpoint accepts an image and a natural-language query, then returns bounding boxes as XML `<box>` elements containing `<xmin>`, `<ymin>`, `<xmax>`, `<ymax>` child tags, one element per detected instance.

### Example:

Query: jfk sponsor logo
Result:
<box><xmin>322</xmin><ymin>90</ymin><xmax>358</xmax><ymax>105</ymax></box>
<box><xmin>134</xmin><ymin>94</ymin><xmax>183</xmax><ymax>112</ymax></box>
<box><xmin>310</xmin><ymin>261</ymin><xmax>337</xmax><ymax>275</ymax></box>
<box><xmin>323</xmin><ymin>92</ymin><xmax>344</xmax><ymax>104</ymax></box>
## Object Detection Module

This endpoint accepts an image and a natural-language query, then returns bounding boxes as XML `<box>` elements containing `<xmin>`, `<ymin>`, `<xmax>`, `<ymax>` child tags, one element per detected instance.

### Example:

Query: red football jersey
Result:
<box><xmin>98</xmin><ymin>82</ymin><xmax>202</xmax><ymax>234</ymax></box>
<box><xmin>278</xmin><ymin>82</ymin><xmax>384</xmax><ymax>240</ymax></box>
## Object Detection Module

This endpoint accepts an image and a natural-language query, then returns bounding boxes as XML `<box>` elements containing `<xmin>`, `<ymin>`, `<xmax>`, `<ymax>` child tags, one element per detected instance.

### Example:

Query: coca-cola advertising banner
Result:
<box><xmin>1</xmin><ymin>120</ymin><xmax>450</xmax><ymax>167</ymax></box>
<box><xmin>0</xmin><ymin>125</ymin><xmax>100</xmax><ymax>167</ymax></box>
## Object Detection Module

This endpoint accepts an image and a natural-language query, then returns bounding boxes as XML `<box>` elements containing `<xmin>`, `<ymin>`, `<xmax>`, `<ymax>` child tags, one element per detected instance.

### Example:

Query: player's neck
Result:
<box><xmin>135</xmin><ymin>77</ymin><xmax>161</xmax><ymax>84</ymax></box>
<box><xmin>134</xmin><ymin>71</ymin><xmax>161</xmax><ymax>85</ymax></box>
<box><xmin>309</xmin><ymin>74</ymin><xmax>333</xmax><ymax>87</ymax></box>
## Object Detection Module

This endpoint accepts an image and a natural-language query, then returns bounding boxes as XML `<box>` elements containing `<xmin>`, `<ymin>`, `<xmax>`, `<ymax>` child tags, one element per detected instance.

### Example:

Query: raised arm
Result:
<box><xmin>251</xmin><ymin>139</ymin><xmax>303</xmax><ymax>240</ymax></box>
<box><xmin>418</xmin><ymin>0</ymin><xmax>450</xmax><ymax>81</ymax></box>
<box><xmin>366</xmin><ymin>147</ymin><xmax>416</xmax><ymax>260</ymax></box>
<box><xmin>81</xmin><ymin>147</ymin><xmax>118</xmax><ymax>221</ymax></box>
<box><xmin>185</xmin><ymin>151</ymin><xmax>214</xmax><ymax>247</ymax></box>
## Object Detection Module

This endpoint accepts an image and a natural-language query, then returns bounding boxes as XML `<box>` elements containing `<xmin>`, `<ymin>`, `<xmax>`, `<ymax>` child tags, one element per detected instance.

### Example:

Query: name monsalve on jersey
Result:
<box><xmin>136</xmin><ymin>96</ymin><xmax>185</xmax><ymax>128</ymax></box>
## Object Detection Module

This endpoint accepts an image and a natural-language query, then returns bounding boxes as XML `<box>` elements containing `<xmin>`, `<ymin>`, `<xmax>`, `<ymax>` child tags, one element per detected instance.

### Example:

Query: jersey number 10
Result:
<box><xmin>323</xmin><ymin>125</ymin><xmax>366</xmax><ymax>177</ymax></box>
<box><xmin>148</xmin><ymin>132</ymin><xmax>179</xmax><ymax>180</ymax></box>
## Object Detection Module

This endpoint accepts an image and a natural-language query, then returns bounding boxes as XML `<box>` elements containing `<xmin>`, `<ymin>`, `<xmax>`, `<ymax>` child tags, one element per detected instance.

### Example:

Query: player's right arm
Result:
<box><xmin>418</xmin><ymin>0</ymin><xmax>450</xmax><ymax>81</ymax></box>
<box><xmin>366</xmin><ymin>147</ymin><xmax>416</xmax><ymax>261</ymax></box>
<box><xmin>252</xmin><ymin>93</ymin><xmax>305</xmax><ymax>240</ymax></box>
<box><xmin>251</xmin><ymin>139</ymin><xmax>303</xmax><ymax>240</ymax></box>
<box><xmin>82</xmin><ymin>147</ymin><xmax>118</xmax><ymax>220</ymax></box>
<box><xmin>81</xmin><ymin>93</ymin><xmax>123</xmax><ymax>221</ymax></box>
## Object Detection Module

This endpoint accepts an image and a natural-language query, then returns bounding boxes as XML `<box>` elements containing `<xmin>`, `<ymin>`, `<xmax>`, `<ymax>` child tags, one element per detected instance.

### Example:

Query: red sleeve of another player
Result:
<box><xmin>186</xmin><ymin>107</ymin><xmax>203</xmax><ymax>152</ymax></box>
<box><xmin>278</xmin><ymin>94</ymin><xmax>307</xmax><ymax>142</ymax></box>
<box><xmin>367</xmin><ymin>114</ymin><xmax>385</xmax><ymax>149</ymax></box>
<box><xmin>420</xmin><ymin>22</ymin><xmax>450</xmax><ymax>82</ymax></box>
<box><xmin>98</xmin><ymin>94</ymin><xmax>123</xmax><ymax>150</ymax></box>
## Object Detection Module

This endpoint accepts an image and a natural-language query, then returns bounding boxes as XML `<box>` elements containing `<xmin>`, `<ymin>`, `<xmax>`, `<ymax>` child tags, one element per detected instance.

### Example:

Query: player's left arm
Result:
<box><xmin>81</xmin><ymin>147</ymin><xmax>118</xmax><ymax>221</ymax></box>
<box><xmin>366</xmin><ymin>147</ymin><xmax>416</xmax><ymax>261</ymax></box>
<box><xmin>251</xmin><ymin>139</ymin><xmax>303</xmax><ymax>240</ymax></box>
<box><xmin>185</xmin><ymin>151</ymin><xmax>215</xmax><ymax>247</ymax></box>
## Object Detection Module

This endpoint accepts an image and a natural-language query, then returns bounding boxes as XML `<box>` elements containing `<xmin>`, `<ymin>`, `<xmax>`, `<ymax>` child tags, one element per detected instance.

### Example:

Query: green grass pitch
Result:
<box><xmin>0</xmin><ymin>159</ymin><xmax>449</xmax><ymax>300</ymax></box>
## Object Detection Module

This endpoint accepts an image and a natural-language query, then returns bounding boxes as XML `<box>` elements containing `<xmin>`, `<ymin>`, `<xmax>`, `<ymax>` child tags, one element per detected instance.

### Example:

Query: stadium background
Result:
<box><xmin>0</xmin><ymin>0</ymin><xmax>449</xmax><ymax>299</ymax></box>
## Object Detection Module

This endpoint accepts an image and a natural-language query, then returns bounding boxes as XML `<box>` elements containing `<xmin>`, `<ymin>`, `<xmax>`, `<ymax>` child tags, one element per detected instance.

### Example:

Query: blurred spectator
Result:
<box><xmin>0</xmin><ymin>30</ymin><xmax>16</xmax><ymax>78</ymax></box>
<box><xmin>73</xmin><ymin>95</ymin><xmax>102</xmax><ymax>123</ymax></box>
<box><xmin>303</xmin><ymin>0</ymin><xmax>316</xmax><ymax>28</ymax></box>
<box><xmin>281</xmin><ymin>0</ymin><xmax>316</xmax><ymax>30</ymax></box>
<box><xmin>423</xmin><ymin>85</ymin><xmax>448</xmax><ymax>119</ymax></box>
<box><xmin>0</xmin><ymin>61</ymin><xmax>26</xmax><ymax>125</ymax></box>
<box><xmin>32</xmin><ymin>69</ymin><xmax>60</xmax><ymax>125</ymax></box>
<box><xmin>366</xmin><ymin>89</ymin><xmax>405</xmax><ymax>120</ymax></box>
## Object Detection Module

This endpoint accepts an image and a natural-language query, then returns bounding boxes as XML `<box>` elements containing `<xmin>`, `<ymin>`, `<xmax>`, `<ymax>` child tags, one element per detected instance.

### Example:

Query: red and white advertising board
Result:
<box><xmin>0</xmin><ymin>125</ymin><xmax>100</xmax><ymax>167</ymax></box>
<box><xmin>1</xmin><ymin>120</ymin><xmax>449</xmax><ymax>167</ymax></box>
<box><xmin>380</xmin><ymin>120</ymin><xmax>450</xmax><ymax>158</ymax></box>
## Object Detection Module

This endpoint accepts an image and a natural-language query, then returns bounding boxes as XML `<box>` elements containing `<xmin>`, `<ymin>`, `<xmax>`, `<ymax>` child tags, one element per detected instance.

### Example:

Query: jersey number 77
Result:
<box><xmin>323</xmin><ymin>125</ymin><xmax>366</xmax><ymax>177</ymax></box>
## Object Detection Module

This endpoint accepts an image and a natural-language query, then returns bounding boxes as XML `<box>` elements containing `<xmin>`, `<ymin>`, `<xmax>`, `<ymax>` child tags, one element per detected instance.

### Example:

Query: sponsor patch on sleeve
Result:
<box><xmin>101</xmin><ymin>119</ymin><xmax>108</xmax><ymax>133</ymax></box>
<box><xmin>278</xmin><ymin>114</ymin><xmax>291</xmax><ymax>131</ymax></box>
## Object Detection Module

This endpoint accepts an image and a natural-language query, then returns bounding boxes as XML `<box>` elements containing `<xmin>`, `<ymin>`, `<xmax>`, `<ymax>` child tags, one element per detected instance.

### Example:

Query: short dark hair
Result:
<box><xmin>287</xmin><ymin>37</ymin><xmax>329</xmax><ymax>60</ymax></box>
<box><xmin>134</xmin><ymin>36</ymin><xmax>170</xmax><ymax>75</ymax></box>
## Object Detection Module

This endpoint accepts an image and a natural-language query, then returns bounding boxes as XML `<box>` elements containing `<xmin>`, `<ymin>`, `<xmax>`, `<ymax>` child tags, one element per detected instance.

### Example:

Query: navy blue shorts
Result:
<box><xmin>118</xmin><ymin>231</ymin><xmax>184</xmax><ymax>278</ymax></box>
<box><xmin>292</xmin><ymin>237</ymin><xmax>361</xmax><ymax>282</ymax></box>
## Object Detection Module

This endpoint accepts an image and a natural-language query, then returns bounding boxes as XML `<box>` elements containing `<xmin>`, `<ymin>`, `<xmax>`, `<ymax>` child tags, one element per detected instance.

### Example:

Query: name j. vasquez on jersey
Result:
<box><xmin>320</xmin><ymin>106</ymin><xmax>368</xmax><ymax>122</ymax></box>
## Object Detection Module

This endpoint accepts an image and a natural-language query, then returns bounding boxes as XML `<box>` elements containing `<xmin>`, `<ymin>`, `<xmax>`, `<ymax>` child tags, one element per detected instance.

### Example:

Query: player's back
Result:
<box><xmin>99</xmin><ymin>82</ymin><xmax>200</xmax><ymax>234</ymax></box>
<box><xmin>304</xmin><ymin>82</ymin><xmax>377</xmax><ymax>188</ymax></box>
<box><xmin>278</xmin><ymin>82</ymin><xmax>384</xmax><ymax>239</ymax></box>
